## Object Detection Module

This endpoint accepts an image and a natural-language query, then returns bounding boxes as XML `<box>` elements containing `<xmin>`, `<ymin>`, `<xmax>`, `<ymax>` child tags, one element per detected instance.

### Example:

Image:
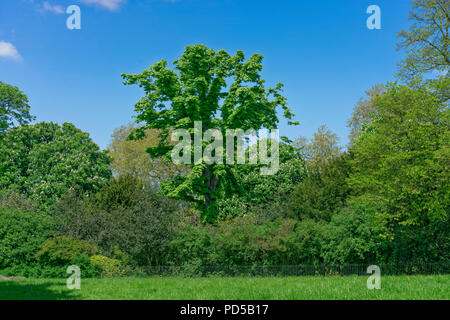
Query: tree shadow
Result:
<box><xmin>0</xmin><ymin>279</ymin><xmax>81</xmax><ymax>300</ymax></box>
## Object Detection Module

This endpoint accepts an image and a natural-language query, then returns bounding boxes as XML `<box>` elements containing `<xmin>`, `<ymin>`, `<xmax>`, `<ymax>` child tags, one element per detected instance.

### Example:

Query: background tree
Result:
<box><xmin>122</xmin><ymin>44</ymin><xmax>298</xmax><ymax>222</ymax></box>
<box><xmin>0</xmin><ymin>122</ymin><xmax>112</xmax><ymax>208</ymax></box>
<box><xmin>397</xmin><ymin>0</ymin><xmax>450</xmax><ymax>80</ymax></box>
<box><xmin>293</xmin><ymin>125</ymin><xmax>342</xmax><ymax>170</ymax></box>
<box><xmin>0</xmin><ymin>82</ymin><xmax>35</xmax><ymax>136</ymax></box>
<box><xmin>347</xmin><ymin>84</ymin><xmax>385</xmax><ymax>144</ymax></box>
<box><xmin>108</xmin><ymin>123</ymin><xmax>186</xmax><ymax>185</ymax></box>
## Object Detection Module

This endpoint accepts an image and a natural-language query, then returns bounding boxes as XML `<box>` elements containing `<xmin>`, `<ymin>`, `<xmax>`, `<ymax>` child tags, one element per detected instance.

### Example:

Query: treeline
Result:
<box><xmin>0</xmin><ymin>77</ymin><xmax>448</xmax><ymax>277</ymax></box>
<box><xmin>0</xmin><ymin>0</ymin><xmax>449</xmax><ymax>278</ymax></box>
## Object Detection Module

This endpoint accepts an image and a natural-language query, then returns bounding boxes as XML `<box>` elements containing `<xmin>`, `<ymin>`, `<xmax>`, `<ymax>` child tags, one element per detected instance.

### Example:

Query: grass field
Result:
<box><xmin>0</xmin><ymin>275</ymin><xmax>448</xmax><ymax>300</ymax></box>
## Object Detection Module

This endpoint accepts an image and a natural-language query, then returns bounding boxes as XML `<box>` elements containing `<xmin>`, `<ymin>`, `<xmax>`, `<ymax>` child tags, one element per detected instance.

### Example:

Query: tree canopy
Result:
<box><xmin>0</xmin><ymin>122</ymin><xmax>112</xmax><ymax>208</ymax></box>
<box><xmin>397</xmin><ymin>0</ymin><xmax>450</xmax><ymax>80</ymax></box>
<box><xmin>0</xmin><ymin>82</ymin><xmax>34</xmax><ymax>136</ymax></box>
<box><xmin>122</xmin><ymin>44</ymin><xmax>298</xmax><ymax>222</ymax></box>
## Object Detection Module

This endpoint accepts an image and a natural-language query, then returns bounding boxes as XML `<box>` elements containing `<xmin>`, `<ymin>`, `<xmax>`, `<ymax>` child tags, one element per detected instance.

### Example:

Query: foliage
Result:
<box><xmin>288</xmin><ymin>153</ymin><xmax>351</xmax><ymax>222</ymax></box>
<box><xmin>35</xmin><ymin>236</ymin><xmax>100</xmax><ymax>278</ymax></box>
<box><xmin>0</xmin><ymin>190</ymin><xmax>38</xmax><ymax>213</ymax></box>
<box><xmin>348</xmin><ymin>79</ymin><xmax>449</xmax><ymax>230</ymax></box>
<box><xmin>168</xmin><ymin>217</ymin><xmax>326</xmax><ymax>267</ymax></box>
<box><xmin>90</xmin><ymin>174</ymin><xmax>143</xmax><ymax>211</ymax></box>
<box><xmin>52</xmin><ymin>185</ymin><xmax>184</xmax><ymax>267</ymax></box>
<box><xmin>396</xmin><ymin>0</ymin><xmax>449</xmax><ymax>80</ymax></box>
<box><xmin>0</xmin><ymin>122</ymin><xmax>112</xmax><ymax>208</ymax></box>
<box><xmin>321</xmin><ymin>203</ymin><xmax>384</xmax><ymax>264</ymax></box>
<box><xmin>382</xmin><ymin>217</ymin><xmax>449</xmax><ymax>265</ymax></box>
<box><xmin>0</xmin><ymin>208</ymin><xmax>54</xmax><ymax>275</ymax></box>
<box><xmin>293</xmin><ymin>125</ymin><xmax>342</xmax><ymax>170</ymax></box>
<box><xmin>122</xmin><ymin>44</ymin><xmax>298</xmax><ymax>222</ymax></box>
<box><xmin>36</xmin><ymin>236</ymin><xmax>98</xmax><ymax>265</ymax></box>
<box><xmin>347</xmin><ymin>84</ymin><xmax>385</xmax><ymax>144</ymax></box>
<box><xmin>0</xmin><ymin>82</ymin><xmax>35</xmax><ymax>136</ymax></box>
<box><xmin>216</xmin><ymin>142</ymin><xmax>305</xmax><ymax>220</ymax></box>
<box><xmin>108</xmin><ymin>123</ymin><xmax>186</xmax><ymax>185</ymax></box>
<box><xmin>90</xmin><ymin>255</ymin><xmax>126</xmax><ymax>277</ymax></box>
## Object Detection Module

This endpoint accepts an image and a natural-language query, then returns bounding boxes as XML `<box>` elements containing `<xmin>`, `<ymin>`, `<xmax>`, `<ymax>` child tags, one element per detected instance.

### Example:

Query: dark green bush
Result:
<box><xmin>167</xmin><ymin>216</ymin><xmax>326</xmax><ymax>268</ymax></box>
<box><xmin>53</xmin><ymin>184</ymin><xmax>183</xmax><ymax>267</ymax></box>
<box><xmin>36</xmin><ymin>236</ymin><xmax>100</xmax><ymax>278</ymax></box>
<box><xmin>288</xmin><ymin>154</ymin><xmax>351</xmax><ymax>221</ymax></box>
<box><xmin>0</xmin><ymin>207</ymin><xmax>54</xmax><ymax>276</ymax></box>
<box><xmin>321</xmin><ymin>203</ymin><xmax>383</xmax><ymax>264</ymax></box>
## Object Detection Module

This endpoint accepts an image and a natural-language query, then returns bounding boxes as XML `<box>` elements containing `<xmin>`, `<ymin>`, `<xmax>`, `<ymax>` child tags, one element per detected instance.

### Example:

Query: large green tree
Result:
<box><xmin>0</xmin><ymin>82</ymin><xmax>34</xmax><ymax>135</ymax></box>
<box><xmin>122</xmin><ymin>45</ymin><xmax>297</xmax><ymax>222</ymax></box>
<box><xmin>397</xmin><ymin>0</ymin><xmax>450</xmax><ymax>80</ymax></box>
<box><xmin>348</xmin><ymin>78</ymin><xmax>449</xmax><ymax>231</ymax></box>
<box><xmin>0</xmin><ymin>122</ymin><xmax>112</xmax><ymax>208</ymax></box>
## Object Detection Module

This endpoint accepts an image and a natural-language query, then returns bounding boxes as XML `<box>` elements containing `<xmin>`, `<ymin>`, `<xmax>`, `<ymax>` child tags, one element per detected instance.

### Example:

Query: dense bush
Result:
<box><xmin>0</xmin><ymin>191</ymin><xmax>38</xmax><ymax>213</ymax></box>
<box><xmin>321</xmin><ymin>204</ymin><xmax>383</xmax><ymax>264</ymax></box>
<box><xmin>288</xmin><ymin>154</ymin><xmax>352</xmax><ymax>222</ymax></box>
<box><xmin>0</xmin><ymin>208</ymin><xmax>54</xmax><ymax>277</ymax></box>
<box><xmin>167</xmin><ymin>216</ymin><xmax>326</xmax><ymax>267</ymax></box>
<box><xmin>36</xmin><ymin>236</ymin><xmax>100</xmax><ymax>278</ymax></box>
<box><xmin>90</xmin><ymin>255</ymin><xmax>127</xmax><ymax>277</ymax></box>
<box><xmin>52</xmin><ymin>184</ymin><xmax>184</xmax><ymax>267</ymax></box>
<box><xmin>36</xmin><ymin>236</ymin><xmax>98</xmax><ymax>265</ymax></box>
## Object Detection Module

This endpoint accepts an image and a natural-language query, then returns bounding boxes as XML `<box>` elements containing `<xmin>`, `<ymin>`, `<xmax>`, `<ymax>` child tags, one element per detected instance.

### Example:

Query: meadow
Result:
<box><xmin>0</xmin><ymin>275</ymin><xmax>448</xmax><ymax>300</ymax></box>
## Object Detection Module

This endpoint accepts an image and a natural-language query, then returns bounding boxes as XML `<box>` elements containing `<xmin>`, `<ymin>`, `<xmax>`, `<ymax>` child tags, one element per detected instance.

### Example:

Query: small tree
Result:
<box><xmin>122</xmin><ymin>45</ymin><xmax>298</xmax><ymax>222</ymax></box>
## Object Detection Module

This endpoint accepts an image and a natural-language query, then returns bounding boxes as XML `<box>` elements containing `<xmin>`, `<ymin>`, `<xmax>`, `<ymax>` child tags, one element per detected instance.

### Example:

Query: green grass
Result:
<box><xmin>0</xmin><ymin>275</ymin><xmax>448</xmax><ymax>300</ymax></box>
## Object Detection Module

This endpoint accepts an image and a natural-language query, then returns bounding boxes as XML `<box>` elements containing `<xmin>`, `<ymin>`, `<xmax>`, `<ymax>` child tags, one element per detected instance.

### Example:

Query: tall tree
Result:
<box><xmin>122</xmin><ymin>45</ymin><xmax>298</xmax><ymax>222</ymax></box>
<box><xmin>0</xmin><ymin>82</ymin><xmax>34</xmax><ymax>135</ymax></box>
<box><xmin>397</xmin><ymin>0</ymin><xmax>450</xmax><ymax>80</ymax></box>
<box><xmin>348</xmin><ymin>78</ymin><xmax>449</xmax><ymax>231</ymax></box>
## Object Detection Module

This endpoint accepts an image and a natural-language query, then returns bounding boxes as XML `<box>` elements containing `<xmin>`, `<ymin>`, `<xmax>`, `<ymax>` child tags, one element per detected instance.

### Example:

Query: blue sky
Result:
<box><xmin>1</xmin><ymin>0</ymin><xmax>412</xmax><ymax>149</ymax></box>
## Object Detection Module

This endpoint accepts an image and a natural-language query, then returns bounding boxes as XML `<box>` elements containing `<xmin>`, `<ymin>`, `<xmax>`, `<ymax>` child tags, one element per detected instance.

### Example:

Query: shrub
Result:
<box><xmin>167</xmin><ymin>216</ymin><xmax>326</xmax><ymax>269</ymax></box>
<box><xmin>90</xmin><ymin>255</ymin><xmax>126</xmax><ymax>277</ymax></box>
<box><xmin>36</xmin><ymin>236</ymin><xmax>98</xmax><ymax>265</ymax></box>
<box><xmin>321</xmin><ymin>203</ymin><xmax>383</xmax><ymax>264</ymax></box>
<box><xmin>36</xmin><ymin>236</ymin><xmax>101</xmax><ymax>278</ymax></box>
<box><xmin>52</xmin><ymin>185</ymin><xmax>184</xmax><ymax>267</ymax></box>
<box><xmin>90</xmin><ymin>174</ymin><xmax>143</xmax><ymax>211</ymax></box>
<box><xmin>0</xmin><ymin>207</ymin><xmax>54</xmax><ymax>276</ymax></box>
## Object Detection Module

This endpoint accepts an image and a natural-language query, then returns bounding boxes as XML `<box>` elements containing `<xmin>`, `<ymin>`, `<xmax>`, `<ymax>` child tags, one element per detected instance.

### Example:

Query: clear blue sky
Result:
<box><xmin>1</xmin><ymin>0</ymin><xmax>412</xmax><ymax>149</ymax></box>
